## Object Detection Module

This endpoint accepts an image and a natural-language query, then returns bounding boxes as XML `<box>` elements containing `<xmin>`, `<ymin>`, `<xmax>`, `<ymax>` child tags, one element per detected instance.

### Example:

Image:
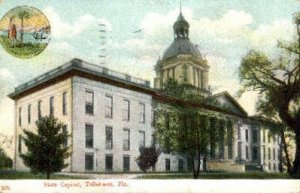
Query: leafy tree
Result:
<box><xmin>239</xmin><ymin>13</ymin><xmax>300</xmax><ymax>178</ymax></box>
<box><xmin>0</xmin><ymin>149</ymin><xmax>12</xmax><ymax>170</ymax></box>
<box><xmin>136</xmin><ymin>146</ymin><xmax>161</xmax><ymax>172</ymax></box>
<box><xmin>154</xmin><ymin>79</ymin><xmax>233</xmax><ymax>178</ymax></box>
<box><xmin>20</xmin><ymin>116</ymin><xmax>70</xmax><ymax>179</ymax></box>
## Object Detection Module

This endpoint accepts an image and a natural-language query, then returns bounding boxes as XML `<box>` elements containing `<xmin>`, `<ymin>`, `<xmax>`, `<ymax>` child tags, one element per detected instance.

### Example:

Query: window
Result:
<box><xmin>139</xmin><ymin>103</ymin><xmax>145</xmax><ymax>123</ymax></box>
<box><xmin>105</xmin><ymin>155</ymin><xmax>113</xmax><ymax>171</ymax></box>
<box><xmin>273</xmin><ymin>163</ymin><xmax>276</xmax><ymax>171</ymax></box>
<box><xmin>228</xmin><ymin>143</ymin><xmax>233</xmax><ymax>159</ymax></box>
<box><xmin>246</xmin><ymin>146</ymin><xmax>249</xmax><ymax>159</ymax></box>
<box><xmin>38</xmin><ymin>100</ymin><xmax>42</xmax><ymax>120</ymax></box>
<box><xmin>268</xmin><ymin>148</ymin><xmax>271</xmax><ymax>160</ymax></box>
<box><xmin>85</xmin><ymin>153</ymin><xmax>94</xmax><ymax>171</ymax></box>
<box><xmin>123</xmin><ymin>156</ymin><xmax>130</xmax><ymax>171</ymax></box>
<box><xmin>18</xmin><ymin>108</ymin><xmax>22</xmax><ymax>127</ymax></box>
<box><xmin>49</xmin><ymin>96</ymin><xmax>54</xmax><ymax>116</ymax></box>
<box><xmin>151</xmin><ymin>110</ymin><xmax>155</xmax><ymax>126</ymax></box>
<box><xmin>27</xmin><ymin>105</ymin><xmax>31</xmax><ymax>124</ymax></box>
<box><xmin>85</xmin><ymin>91</ymin><xmax>94</xmax><ymax>115</ymax></box>
<box><xmin>182</xmin><ymin>65</ymin><xmax>188</xmax><ymax>82</ymax></box>
<box><xmin>165</xmin><ymin>159</ymin><xmax>170</xmax><ymax>171</ymax></box>
<box><xmin>105</xmin><ymin>126</ymin><xmax>113</xmax><ymax>150</ymax></box>
<box><xmin>268</xmin><ymin>132</ymin><xmax>271</xmax><ymax>143</ymax></box>
<box><xmin>151</xmin><ymin>134</ymin><xmax>156</xmax><ymax>147</ymax></box>
<box><xmin>263</xmin><ymin>130</ymin><xmax>266</xmax><ymax>143</ymax></box>
<box><xmin>269</xmin><ymin>163</ymin><xmax>271</xmax><ymax>171</ymax></box>
<box><xmin>122</xmin><ymin>99</ymin><xmax>130</xmax><ymax>121</ymax></box>
<box><xmin>237</xmin><ymin>142</ymin><xmax>242</xmax><ymax>160</ymax></box>
<box><xmin>273</xmin><ymin>148</ymin><xmax>276</xmax><ymax>161</ymax></box>
<box><xmin>63</xmin><ymin>125</ymin><xmax>68</xmax><ymax>147</ymax></box>
<box><xmin>123</xmin><ymin>129</ymin><xmax>130</xmax><ymax>151</ymax></box>
<box><xmin>63</xmin><ymin>92</ymin><xmax>67</xmax><ymax>115</ymax></box>
<box><xmin>237</xmin><ymin>126</ymin><xmax>241</xmax><ymax>140</ymax></box>
<box><xmin>139</xmin><ymin>131</ymin><xmax>145</xmax><ymax>148</ymax></box>
<box><xmin>85</xmin><ymin>124</ymin><xmax>93</xmax><ymax>148</ymax></box>
<box><xmin>252</xmin><ymin>146</ymin><xmax>258</xmax><ymax>161</ymax></box>
<box><xmin>178</xmin><ymin>159</ymin><xmax>184</xmax><ymax>172</ymax></box>
<box><xmin>18</xmin><ymin>135</ymin><xmax>22</xmax><ymax>153</ymax></box>
<box><xmin>105</xmin><ymin>95</ymin><xmax>113</xmax><ymax>118</ymax></box>
<box><xmin>273</xmin><ymin>136</ymin><xmax>276</xmax><ymax>145</ymax></box>
<box><xmin>252</xmin><ymin>130</ymin><xmax>258</xmax><ymax>143</ymax></box>
<box><xmin>245</xmin><ymin>129</ymin><xmax>248</xmax><ymax>142</ymax></box>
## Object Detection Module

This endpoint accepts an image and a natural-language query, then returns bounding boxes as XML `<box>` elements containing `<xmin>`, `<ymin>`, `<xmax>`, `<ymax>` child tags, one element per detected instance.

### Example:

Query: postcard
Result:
<box><xmin>0</xmin><ymin>0</ymin><xmax>300</xmax><ymax>193</ymax></box>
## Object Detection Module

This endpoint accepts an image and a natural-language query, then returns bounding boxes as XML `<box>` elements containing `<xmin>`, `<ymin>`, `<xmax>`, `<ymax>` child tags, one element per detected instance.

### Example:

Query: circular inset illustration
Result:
<box><xmin>0</xmin><ymin>6</ymin><xmax>50</xmax><ymax>59</ymax></box>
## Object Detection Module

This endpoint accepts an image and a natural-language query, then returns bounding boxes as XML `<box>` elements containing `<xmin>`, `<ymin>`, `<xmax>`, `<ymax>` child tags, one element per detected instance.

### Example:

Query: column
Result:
<box><xmin>218</xmin><ymin>119</ymin><xmax>225</xmax><ymax>160</ymax></box>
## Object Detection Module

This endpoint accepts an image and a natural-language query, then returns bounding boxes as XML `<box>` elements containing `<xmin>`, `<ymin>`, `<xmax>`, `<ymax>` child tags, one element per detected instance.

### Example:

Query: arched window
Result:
<box><xmin>182</xmin><ymin>65</ymin><xmax>188</xmax><ymax>82</ymax></box>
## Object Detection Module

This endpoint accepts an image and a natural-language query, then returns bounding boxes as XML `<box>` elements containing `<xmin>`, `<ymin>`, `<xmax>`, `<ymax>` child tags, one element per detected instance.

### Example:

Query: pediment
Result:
<box><xmin>209</xmin><ymin>91</ymin><xmax>248</xmax><ymax>117</ymax></box>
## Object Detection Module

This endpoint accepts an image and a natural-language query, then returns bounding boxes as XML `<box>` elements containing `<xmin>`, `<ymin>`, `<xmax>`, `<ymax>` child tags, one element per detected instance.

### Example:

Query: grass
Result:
<box><xmin>0</xmin><ymin>170</ymin><xmax>291</xmax><ymax>179</ymax></box>
<box><xmin>0</xmin><ymin>170</ymin><xmax>84</xmax><ymax>180</ymax></box>
<box><xmin>137</xmin><ymin>172</ymin><xmax>291</xmax><ymax>179</ymax></box>
<box><xmin>0</xmin><ymin>35</ymin><xmax>47</xmax><ymax>59</ymax></box>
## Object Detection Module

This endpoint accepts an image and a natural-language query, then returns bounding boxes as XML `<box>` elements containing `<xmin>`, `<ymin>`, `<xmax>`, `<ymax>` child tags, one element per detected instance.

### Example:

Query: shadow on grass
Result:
<box><xmin>0</xmin><ymin>170</ymin><xmax>83</xmax><ymax>180</ymax></box>
<box><xmin>137</xmin><ymin>172</ymin><xmax>291</xmax><ymax>179</ymax></box>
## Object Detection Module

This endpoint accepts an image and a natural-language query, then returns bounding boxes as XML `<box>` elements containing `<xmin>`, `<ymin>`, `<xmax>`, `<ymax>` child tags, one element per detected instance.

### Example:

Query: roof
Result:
<box><xmin>162</xmin><ymin>12</ymin><xmax>202</xmax><ymax>60</ymax></box>
<box><xmin>8</xmin><ymin>58</ymin><xmax>151</xmax><ymax>100</ymax></box>
<box><xmin>173</xmin><ymin>12</ymin><xmax>189</xmax><ymax>29</ymax></box>
<box><xmin>162</xmin><ymin>38</ymin><xmax>202</xmax><ymax>60</ymax></box>
<box><xmin>209</xmin><ymin>91</ymin><xmax>248</xmax><ymax>117</ymax></box>
<box><xmin>8</xmin><ymin>58</ymin><xmax>248</xmax><ymax>118</ymax></box>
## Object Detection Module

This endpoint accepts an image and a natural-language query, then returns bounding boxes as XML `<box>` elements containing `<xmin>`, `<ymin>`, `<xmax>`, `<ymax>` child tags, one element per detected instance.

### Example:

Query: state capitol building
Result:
<box><xmin>9</xmin><ymin>11</ymin><xmax>281</xmax><ymax>173</ymax></box>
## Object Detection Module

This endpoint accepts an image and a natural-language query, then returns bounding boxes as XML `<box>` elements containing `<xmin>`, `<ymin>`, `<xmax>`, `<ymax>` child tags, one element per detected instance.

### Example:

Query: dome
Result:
<box><xmin>162</xmin><ymin>38</ymin><xmax>202</xmax><ymax>60</ymax></box>
<box><xmin>161</xmin><ymin>11</ymin><xmax>202</xmax><ymax>60</ymax></box>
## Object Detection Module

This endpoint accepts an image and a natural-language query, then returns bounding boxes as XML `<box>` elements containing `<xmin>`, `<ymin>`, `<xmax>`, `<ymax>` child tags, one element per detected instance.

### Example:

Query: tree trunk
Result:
<box><xmin>20</xmin><ymin>18</ymin><xmax>24</xmax><ymax>46</ymax></box>
<box><xmin>192</xmin><ymin>156</ymin><xmax>201</xmax><ymax>179</ymax></box>
<box><xmin>46</xmin><ymin>171</ymin><xmax>50</xmax><ymax>179</ymax></box>
<box><xmin>280</xmin><ymin>127</ymin><xmax>292</xmax><ymax>174</ymax></box>
<box><xmin>291</xmin><ymin>128</ymin><xmax>300</xmax><ymax>178</ymax></box>
<box><xmin>203</xmin><ymin>156</ymin><xmax>207</xmax><ymax>172</ymax></box>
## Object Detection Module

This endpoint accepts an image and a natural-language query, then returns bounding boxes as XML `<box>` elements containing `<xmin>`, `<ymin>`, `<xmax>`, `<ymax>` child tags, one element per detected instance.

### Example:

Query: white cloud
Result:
<box><xmin>43</xmin><ymin>7</ymin><xmax>112</xmax><ymax>39</ymax></box>
<box><xmin>191</xmin><ymin>10</ymin><xmax>253</xmax><ymax>43</ymax></box>
<box><xmin>250</xmin><ymin>19</ymin><xmax>294</xmax><ymax>54</ymax></box>
<box><xmin>0</xmin><ymin>69</ymin><xmax>15</xmax><ymax>143</ymax></box>
<box><xmin>0</xmin><ymin>68</ymin><xmax>16</xmax><ymax>98</ymax></box>
<box><xmin>238</xmin><ymin>91</ymin><xmax>259</xmax><ymax>115</ymax></box>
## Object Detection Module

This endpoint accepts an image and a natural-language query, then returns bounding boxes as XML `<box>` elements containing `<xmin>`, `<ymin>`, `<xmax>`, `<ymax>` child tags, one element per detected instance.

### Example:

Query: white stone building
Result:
<box><xmin>9</xmin><ymin>59</ymin><xmax>156</xmax><ymax>172</ymax></box>
<box><xmin>9</xmin><ymin>11</ymin><xmax>281</xmax><ymax>173</ymax></box>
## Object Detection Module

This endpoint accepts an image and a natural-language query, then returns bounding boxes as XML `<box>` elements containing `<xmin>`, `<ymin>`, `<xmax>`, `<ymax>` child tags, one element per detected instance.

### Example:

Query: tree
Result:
<box><xmin>20</xmin><ymin>116</ymin><xmax>70</xmax><ymax>179</ymax></box>
<box><xmin>136</xmin><ymin>146</ymin><xmax>161</xmax><ymax>172</ymax></box>
<box><xmin>239</xmin><ymin>13</ymin><xmax>300</xmax><ymax>178</ymax></box>
<box><xmin>17</xmin><ymin>10</ymin><xmax>30</xmax><ymax>46</ymax></box>
<box><xmin>154</xmin><ymin>79</ymin><xmax>233</xmax><ymax>178</ymax></box>
<box><xmin>0</xmin><ymin>149</ymin><xmax>12</xmax><ymax>170</ymax></box>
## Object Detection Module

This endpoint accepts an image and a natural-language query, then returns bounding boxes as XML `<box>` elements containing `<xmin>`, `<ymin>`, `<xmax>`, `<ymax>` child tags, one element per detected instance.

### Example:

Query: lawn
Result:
<box><xmin>137</xmin><ymin>172</ymin><xmax>291</xmax><ymax>179</ymax></box>
<box><xmin>0</xmin><ymin>35</ymin><xmax>47</xmax><ymax>58</ymax></box>
<box><xmin>0</xmin><ymin>170</ymin><xmax>290</xmax><ymax>179</ymax></box>
<box><xmin>0</xmin><ymin>170</ymin><xmax>83</xmax><ymax>180</ymax></box>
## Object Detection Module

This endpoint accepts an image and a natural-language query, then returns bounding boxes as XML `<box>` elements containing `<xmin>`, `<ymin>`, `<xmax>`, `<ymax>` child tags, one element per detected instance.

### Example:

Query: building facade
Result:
<box><xmin>9</xmin><ymin>11</ymin><xmax>281</xmax><ymax>173</ymax></box>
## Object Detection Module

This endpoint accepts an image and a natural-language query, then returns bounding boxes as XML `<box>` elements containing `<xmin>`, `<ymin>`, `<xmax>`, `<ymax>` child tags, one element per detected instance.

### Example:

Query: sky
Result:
<box><xmin>0</xmin><ymin>0</ymin><xmax>299</xmax><ymax>139</ymax></box>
